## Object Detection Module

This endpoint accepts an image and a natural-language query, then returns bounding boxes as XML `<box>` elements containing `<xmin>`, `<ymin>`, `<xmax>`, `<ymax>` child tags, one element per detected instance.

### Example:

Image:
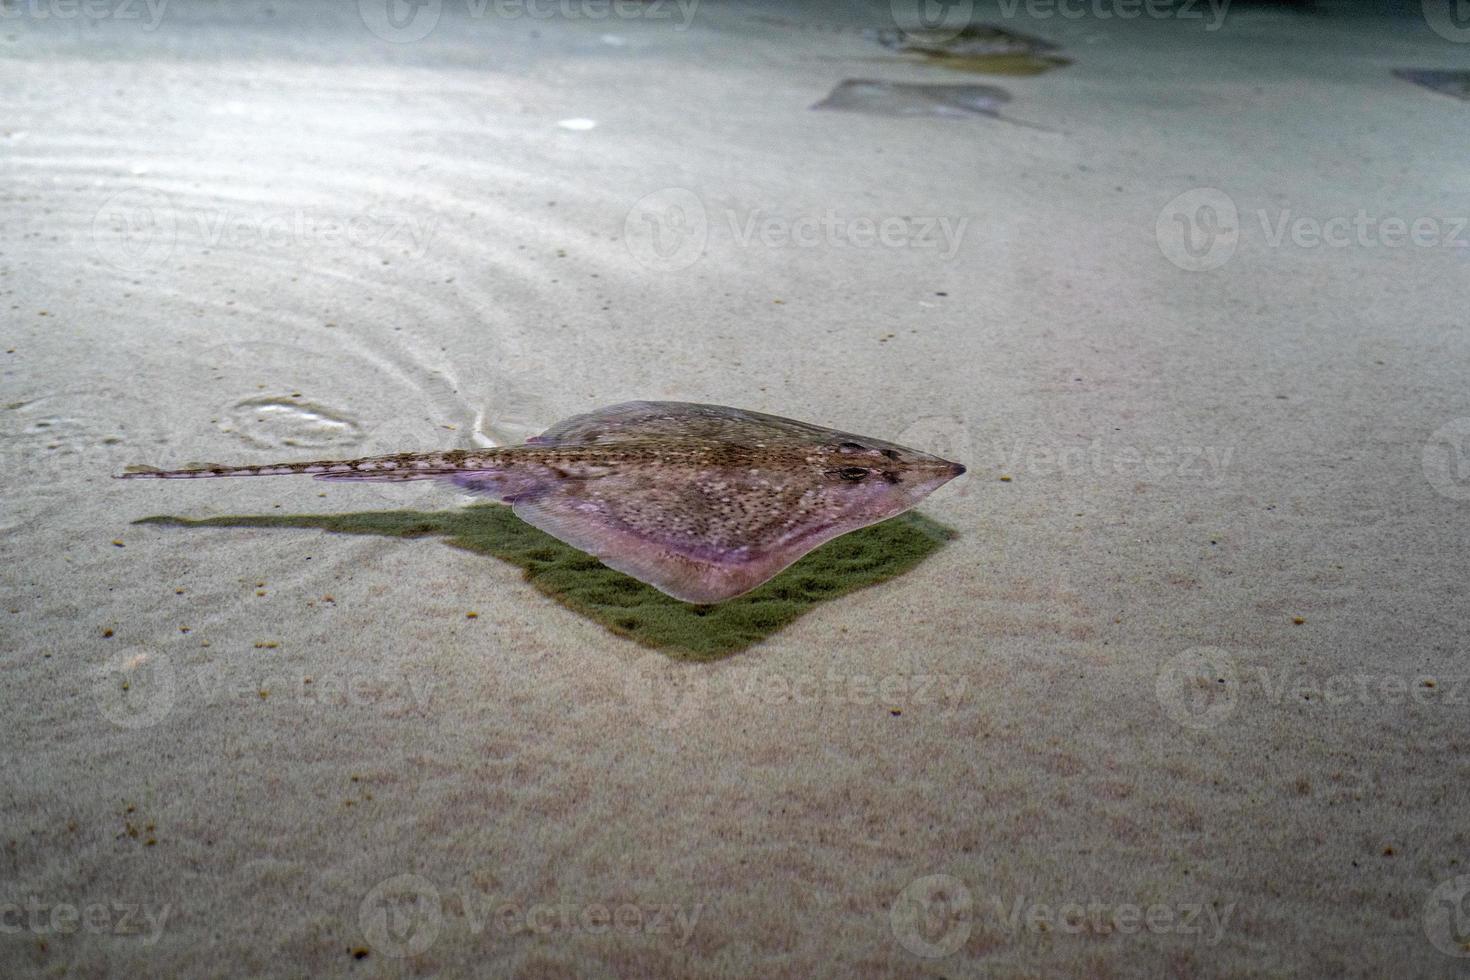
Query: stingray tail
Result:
<box><xmin>994</xmin><ymin>113</ymin><xmax>1060</xmax><ymax>134</ymax></box>
<box><xmin>115</xmin><ymin>451</ymin><xmax>509</xmax><ymax>482</ymax></box>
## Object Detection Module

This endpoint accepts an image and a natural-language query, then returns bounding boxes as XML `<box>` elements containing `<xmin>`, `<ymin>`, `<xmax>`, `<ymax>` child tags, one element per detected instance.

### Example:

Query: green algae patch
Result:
<box><xmin>135</xmin><ymin>505</ymin><xmax>955</xmax><ymax>660</ymax></box>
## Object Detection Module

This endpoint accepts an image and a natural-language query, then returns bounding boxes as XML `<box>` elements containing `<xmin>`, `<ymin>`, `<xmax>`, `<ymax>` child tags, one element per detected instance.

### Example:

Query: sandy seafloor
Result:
<box><xmin>3</xmin><ymin>0</ymin><xmax>1470</xmax><ymax>975</ymax></box>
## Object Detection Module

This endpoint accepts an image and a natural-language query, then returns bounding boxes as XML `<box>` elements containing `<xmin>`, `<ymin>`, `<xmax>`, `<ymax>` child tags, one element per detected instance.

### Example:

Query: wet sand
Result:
<box><xmin>3</xmin><ymin>1</ymin><xmax>1469</xmax><ymax>975</ymax></box>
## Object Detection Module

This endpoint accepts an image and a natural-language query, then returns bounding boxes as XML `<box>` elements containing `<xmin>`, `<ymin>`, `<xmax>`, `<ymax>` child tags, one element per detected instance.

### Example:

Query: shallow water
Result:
<box><xmin>4</xmin><ymin>1</ymin><xmax>1470</xmax><ymax>976</ymax></box>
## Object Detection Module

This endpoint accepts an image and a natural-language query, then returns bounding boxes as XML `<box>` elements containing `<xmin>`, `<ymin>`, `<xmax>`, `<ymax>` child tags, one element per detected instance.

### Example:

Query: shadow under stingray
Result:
<box><xmin>135</xmin><ymin>505</ymin><xmax>956</xmax><ymax>661</ymax></box>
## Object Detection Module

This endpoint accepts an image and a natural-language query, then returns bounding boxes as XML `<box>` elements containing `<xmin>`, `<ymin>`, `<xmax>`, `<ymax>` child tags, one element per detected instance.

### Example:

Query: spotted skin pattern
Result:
<box><xmin>119</xmin><ymin>401</ymin><xmax>966</xmax><ymax>603</ymax></box>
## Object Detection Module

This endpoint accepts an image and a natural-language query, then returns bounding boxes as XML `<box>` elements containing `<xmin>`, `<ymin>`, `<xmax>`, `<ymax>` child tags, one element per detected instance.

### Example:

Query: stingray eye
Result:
<box><xmin>838</xmin><ymin>466</ymin><xmax>870</xmax><ymax>482</ymax></box>
<box><xmin>838</xmin><ymin>441</ymin><xmax>867</xmax><ymax>453</ymax></box>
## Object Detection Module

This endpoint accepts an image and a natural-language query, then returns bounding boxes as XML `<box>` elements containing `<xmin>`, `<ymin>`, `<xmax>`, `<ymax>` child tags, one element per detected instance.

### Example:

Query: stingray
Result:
<box><xmin>812</xmin><ymin>79</ymin><xmax>1051</xmax><ymax>130</ymax></box>
<box><xmin>867</xmin><ymin>24</ymin><xmax>1070</xmax><ymax>76</ymax></box>
<box><xmin>118</xmin><ymin>401</ymin><xmax>966</xmax><ymax>604</ymax></box>
<box><xmin>869</xmin><ymin>24</ymin><xmax>1061</xmax><ymax>57</ymax></box>
<box><xmin>743</xmin><ymin>15</ymin><xmax>1068</xmax><ymax>76</ymax></box>
<box><xmin>1393</xmin><ymin>69</ymin><xmax>1470</xmax><ymax>102</ymax></box>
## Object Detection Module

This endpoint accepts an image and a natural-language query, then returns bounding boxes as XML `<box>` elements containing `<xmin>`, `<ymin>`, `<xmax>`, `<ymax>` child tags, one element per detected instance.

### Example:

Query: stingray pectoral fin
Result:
<box><xmin>530</xmin><ymin>400</ymin><xmax>869</xmax><ymax>449</ymax></box>
<box><xmin>443</xmin><ymin>469</ymin><xmax>558</xmax><ymax>503</ymax></box>
<box><xmin>313</xmin><ymin>465</ymin><xmax>548</xmax><ymax>496</ymax></box>
<box><xmin>530</xmin><ymin>401</ymin><xmax>668</xmax><ymax>446</ymax></box>
<box><xmin>509</xmin><ymin>494</ymin><xmax>804</xmax><ymax>604</ymax></box>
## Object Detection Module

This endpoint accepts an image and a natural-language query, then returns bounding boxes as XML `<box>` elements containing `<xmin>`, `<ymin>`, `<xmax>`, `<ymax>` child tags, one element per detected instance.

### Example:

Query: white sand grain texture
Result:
<box><xmin>3</xmin><ymin>1</ymin><xmax>1469</xmax><ymax>976</ymax></box>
